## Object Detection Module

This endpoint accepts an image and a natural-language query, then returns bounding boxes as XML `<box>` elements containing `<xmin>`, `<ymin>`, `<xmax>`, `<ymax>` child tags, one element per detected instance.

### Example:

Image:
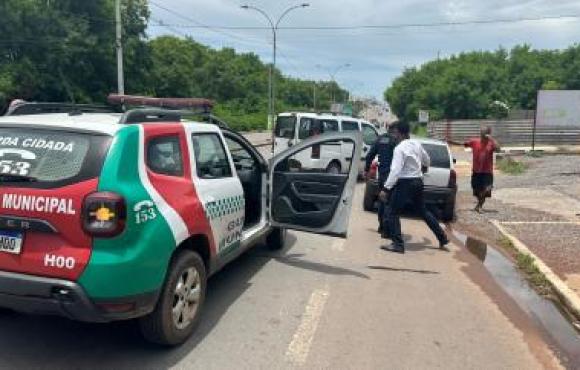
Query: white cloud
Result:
<box><xmin>149</xmin><ymin>0</ymin><xmax>580</xmax><ymax>99</ymax></box>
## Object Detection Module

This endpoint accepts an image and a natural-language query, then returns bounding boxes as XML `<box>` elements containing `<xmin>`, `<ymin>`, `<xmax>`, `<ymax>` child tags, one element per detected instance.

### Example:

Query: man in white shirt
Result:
<box><xmin>379</xmin><ymin>122</ymin><xmax>449</xmax><ymax>254</ymax></box>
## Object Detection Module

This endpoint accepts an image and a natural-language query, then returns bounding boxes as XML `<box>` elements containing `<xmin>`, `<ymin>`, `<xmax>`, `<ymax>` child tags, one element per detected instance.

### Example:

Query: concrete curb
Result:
<box><xmin>252</xmin><ymin>141</ymin><xmax>272</xmax><ymax>148</ymax></box>
<box><xmin>491</xmin><ymin>220</ymin><xmax>580</xmax><ymax>321</ymax></box>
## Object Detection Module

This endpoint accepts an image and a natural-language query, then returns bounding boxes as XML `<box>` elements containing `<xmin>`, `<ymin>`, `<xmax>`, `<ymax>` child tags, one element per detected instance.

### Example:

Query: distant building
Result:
<box><xmin>357</xmin><ymin>98</ymin><xmax>398</xmax><ymax>131</ymax></box>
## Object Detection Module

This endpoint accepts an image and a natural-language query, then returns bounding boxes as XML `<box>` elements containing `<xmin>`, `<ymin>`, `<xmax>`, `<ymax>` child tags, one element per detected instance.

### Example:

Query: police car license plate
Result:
<box><xmin>0</xmin><ymin>230</ymin><xmax>24</xmax><ymax>255</ymax></box>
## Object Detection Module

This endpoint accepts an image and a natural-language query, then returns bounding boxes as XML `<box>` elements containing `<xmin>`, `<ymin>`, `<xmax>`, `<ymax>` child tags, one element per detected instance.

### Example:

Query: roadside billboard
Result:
<box><xmin>536</xmin><ymin>90</ymin><xmax>580</xmax><ymax>127</ymax></box>
<box><xmin>330</xmin><ymin>103</ymin><xmax>344</xmax><ymax>114</ymax></box>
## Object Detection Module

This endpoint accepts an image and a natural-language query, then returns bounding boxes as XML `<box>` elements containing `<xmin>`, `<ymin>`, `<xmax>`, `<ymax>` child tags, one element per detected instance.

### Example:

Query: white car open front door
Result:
<box><xmin>268</xmin><ymin>132</ymin><xmax>362</xmax><ymax>238</ymax></box>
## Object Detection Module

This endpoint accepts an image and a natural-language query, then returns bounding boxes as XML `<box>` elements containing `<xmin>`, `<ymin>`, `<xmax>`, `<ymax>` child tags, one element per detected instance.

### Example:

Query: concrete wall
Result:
<box><xmin>428</xmin><ymin>119</ymin><xmax>580</xmax><ymax>146</ymax></box>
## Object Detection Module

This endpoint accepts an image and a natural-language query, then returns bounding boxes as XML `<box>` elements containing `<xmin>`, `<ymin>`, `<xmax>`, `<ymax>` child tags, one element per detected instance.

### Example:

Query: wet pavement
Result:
<box><xmin>455</xmin><ymin>232</ymin><xmax>580</xmax><ymax>368</ymax></box>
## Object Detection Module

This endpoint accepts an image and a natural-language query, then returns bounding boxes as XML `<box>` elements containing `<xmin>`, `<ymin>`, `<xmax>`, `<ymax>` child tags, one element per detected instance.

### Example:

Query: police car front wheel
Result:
<box><xmin>267</xmin><ymin>227</ymin><xmax>287</xmax><ymax>250</ymax></box>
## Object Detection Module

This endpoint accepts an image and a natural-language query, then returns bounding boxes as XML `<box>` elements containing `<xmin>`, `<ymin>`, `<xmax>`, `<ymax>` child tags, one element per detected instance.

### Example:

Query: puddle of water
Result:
<box><xmin>455</xmin><ymin>232</ymin><xmax>580</xmax><ymax>367</ymax></box>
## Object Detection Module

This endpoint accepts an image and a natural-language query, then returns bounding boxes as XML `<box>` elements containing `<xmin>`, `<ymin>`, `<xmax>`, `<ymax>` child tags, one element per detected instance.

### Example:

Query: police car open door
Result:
<box><xmin>268</xmin><ymin>132</ymin><xmax>362</xmax><ymax>238</ymax></box>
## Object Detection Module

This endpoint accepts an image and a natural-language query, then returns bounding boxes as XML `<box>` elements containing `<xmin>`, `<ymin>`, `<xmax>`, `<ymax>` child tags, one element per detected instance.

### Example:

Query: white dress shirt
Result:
<box><xmin>384</xmin><ymin>139</ymin><xmax>431</xmax><ymax>190</ymax></box>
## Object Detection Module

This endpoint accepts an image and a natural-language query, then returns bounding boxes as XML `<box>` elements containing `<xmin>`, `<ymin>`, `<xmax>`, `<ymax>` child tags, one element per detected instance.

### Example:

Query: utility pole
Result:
<box><xmin>313</xmin><ymin>82</ymin><xmax>317</xmax><ymax>111</ymax></box>
<box><xmin>316</xmin><ymin>63</ymin><xmax>351</xmax><ymax>104</ymax></box>
<box><xmin>115</xmin><ymin>0</ymin><xmax>125</xmax><ymax>95</ymax></box>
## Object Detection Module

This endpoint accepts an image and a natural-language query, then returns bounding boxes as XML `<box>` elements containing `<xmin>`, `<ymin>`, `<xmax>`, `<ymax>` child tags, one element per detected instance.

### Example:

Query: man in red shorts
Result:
<box><xmin>465</xmin><ymin>126</ymin><xmax>501</xmax><ymax>213</ymax></box>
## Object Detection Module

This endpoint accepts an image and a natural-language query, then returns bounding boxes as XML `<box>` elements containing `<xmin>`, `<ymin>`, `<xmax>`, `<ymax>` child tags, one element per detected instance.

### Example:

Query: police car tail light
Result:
<box><xmin>82</xmin><ymin>192</ymin><xmax>126</xmax><ymax>238</ymax></box>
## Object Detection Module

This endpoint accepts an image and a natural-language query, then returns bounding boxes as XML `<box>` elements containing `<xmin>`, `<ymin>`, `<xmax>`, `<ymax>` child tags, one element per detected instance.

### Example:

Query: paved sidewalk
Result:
<box><xmin>242</xmin><ymin>131</ymin><xmax>271</xmax><ymax>147</ymax></box>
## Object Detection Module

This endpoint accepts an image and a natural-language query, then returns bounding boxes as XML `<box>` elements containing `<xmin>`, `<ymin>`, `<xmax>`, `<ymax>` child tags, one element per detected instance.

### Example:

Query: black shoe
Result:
<box><xmin>378</xmin><ymin>226</ymin><xmax>383</xmax><ymax>233</ymax></box>
<box><xmin>439</xmin><ymin>238</ymin><xmax>450</xmax><ymax>250</ymax></box>
<box><xmin>381</xmin><ymin>244</ymin><xmax>405</xmax><ymax>254</ymax></box>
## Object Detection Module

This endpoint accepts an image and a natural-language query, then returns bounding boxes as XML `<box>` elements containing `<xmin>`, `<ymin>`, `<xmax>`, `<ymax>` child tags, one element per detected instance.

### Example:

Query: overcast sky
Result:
<box><xmin>148</xmin><ymin>0</ymin><xmax>580</xmax><ymax>100</ymax></box>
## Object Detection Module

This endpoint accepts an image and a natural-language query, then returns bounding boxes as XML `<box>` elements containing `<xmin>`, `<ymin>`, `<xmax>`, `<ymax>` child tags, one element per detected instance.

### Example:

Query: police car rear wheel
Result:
<box><xmin>139</xmin><ymin>250</ymin><xmax>206</xmax><ymax>346</ymax></box>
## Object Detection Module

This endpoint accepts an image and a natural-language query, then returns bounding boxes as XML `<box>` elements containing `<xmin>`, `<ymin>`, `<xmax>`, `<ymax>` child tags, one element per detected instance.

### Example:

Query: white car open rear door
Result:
<box><xmin>268</xmin><ymin>132</ymin><xmax>362</xmax><ymax>238</ymax></box>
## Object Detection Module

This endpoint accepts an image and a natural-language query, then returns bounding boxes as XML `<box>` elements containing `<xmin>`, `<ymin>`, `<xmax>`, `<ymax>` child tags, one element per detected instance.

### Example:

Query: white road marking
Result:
<box><xmin>286</xmin><ymin>289</ymin><xmax>330</xmax><ymax>365</ymax></box>
<box><xmin>501</xmin><ymin>221</ymin><xmax>580</xmax><ymax>225</ymax></box>
<box><xmin>331</xmin><ymin>238</ymin><xmax>345</xmax><ymax>252</ymax></box>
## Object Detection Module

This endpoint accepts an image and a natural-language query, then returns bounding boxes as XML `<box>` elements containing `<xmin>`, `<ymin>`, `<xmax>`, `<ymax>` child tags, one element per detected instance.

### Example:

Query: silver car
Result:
<box><xmin>363</xmin><ymin>138</ymin><xmax>457</xmax><ymax>222</ymax></box>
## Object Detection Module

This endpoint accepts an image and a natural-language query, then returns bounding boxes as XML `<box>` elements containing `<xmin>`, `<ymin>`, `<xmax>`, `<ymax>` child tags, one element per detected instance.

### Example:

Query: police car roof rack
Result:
<box><xmin>110</xmin><ymin>94</ymin><xmax>228</xmax><ymax>129</ymax></box>
<box><xmin>5</xmin><ymin>102</ymin><xmax>118</xmax><ymax>116</ymax></box>
<box><xmin>108</xmin><ymin>94</ymin><xmax>214</xmax><ymax>112</ymax></box>
<box><xmin>119</xmin><ymin>108</ymin><xmax>182</xmax><ymax>125</ymax></box>
<box><xmin>119</xmin><ymin>109</ymin><xmax>229</xmax><ymax>129</ymax></box>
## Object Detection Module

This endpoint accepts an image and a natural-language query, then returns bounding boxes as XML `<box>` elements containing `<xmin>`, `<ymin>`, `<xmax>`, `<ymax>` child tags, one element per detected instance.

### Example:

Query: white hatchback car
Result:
<box><xmin>363</xmin><ymin>138</ymin><xmax>457</xmax><ymax>222</ymax></box>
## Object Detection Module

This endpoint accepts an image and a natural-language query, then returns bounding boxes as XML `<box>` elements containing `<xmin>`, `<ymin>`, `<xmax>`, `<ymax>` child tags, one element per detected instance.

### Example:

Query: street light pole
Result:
<box><xmin>241</xmin><ymin>3</ymin><xmax>310</xmax><ymax>132</ymax></box>
<box><xmin>115</xmin><ymin>0</ymin><xmax>125</xmax><ymax>95</ymax></box>
<box><xmin>316</xmin><ymin>63</ymin><xmax>351</xmax><ymax>104</ymax></box>
<box><xmin>313</xmin><ymin>82</ymin><xmax>317</xmax><ymax>111</ymax></box>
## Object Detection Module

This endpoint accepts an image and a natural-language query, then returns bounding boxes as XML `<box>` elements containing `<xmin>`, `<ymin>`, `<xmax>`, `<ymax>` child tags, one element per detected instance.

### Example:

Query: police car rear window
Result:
<box><xmin>0</xmin><ymin>128</ymin><xmax>111</xmax><ymax>187</ymax></box>
<box><xmin>422</xmin><ymin>143</ymin><xmax>451</xmax><ymax>169</ymax></box>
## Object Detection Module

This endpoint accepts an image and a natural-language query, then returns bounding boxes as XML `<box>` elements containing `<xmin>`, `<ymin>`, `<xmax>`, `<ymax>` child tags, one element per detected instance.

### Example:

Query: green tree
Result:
<box><xmin>0</xmin><ymin>0</ymin><xmax>149</xmax><ymax>106</ymax></box>
<box><xmin>385</xmin><ymin>45</ymin><xmax>574</xmax><ymax>122</ymax></box>
<box><xmin>0</xmin><ymin>1</ymin><xmax>351</xmax><ymax>130</ymax></box>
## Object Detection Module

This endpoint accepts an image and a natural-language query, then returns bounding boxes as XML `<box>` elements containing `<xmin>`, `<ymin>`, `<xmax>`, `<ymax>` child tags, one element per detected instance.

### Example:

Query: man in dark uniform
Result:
<box><xmin>364</xmin><ymin>123</ymin><xmax>397</xmax><ymax>237</ymax></box>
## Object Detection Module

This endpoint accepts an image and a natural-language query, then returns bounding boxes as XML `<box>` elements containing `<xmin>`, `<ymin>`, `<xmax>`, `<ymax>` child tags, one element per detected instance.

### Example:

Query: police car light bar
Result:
<box><xmin>107</xmin><ymin>94</ymin><xmax>215</xmax><ymax>112</ymax></box>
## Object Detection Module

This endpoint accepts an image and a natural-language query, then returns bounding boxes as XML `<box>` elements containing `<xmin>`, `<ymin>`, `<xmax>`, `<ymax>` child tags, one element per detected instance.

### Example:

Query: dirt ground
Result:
<box><xmin>452</xmin><ymin>152</ymin><xmax>580</xmax><ymax>296</ymax></box>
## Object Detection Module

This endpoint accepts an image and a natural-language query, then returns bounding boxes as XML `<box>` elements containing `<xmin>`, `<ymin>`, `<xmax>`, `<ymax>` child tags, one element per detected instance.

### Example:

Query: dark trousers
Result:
<box><xmin>378</xmin><ymin>173</ymin><xmax>390</xmax><ymax>233</ymax></box>
<box><xmin>387</xmin><ymin>178</ymin><xmax>447</xmax><ymax>248</ymax></box>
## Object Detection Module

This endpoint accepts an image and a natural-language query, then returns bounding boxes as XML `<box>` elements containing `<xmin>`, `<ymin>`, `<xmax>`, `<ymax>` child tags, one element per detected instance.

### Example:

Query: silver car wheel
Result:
<box><xmin>172</xmin><ymin>267</ymin><xmax>201</xmax><ymax>330</ymax></box>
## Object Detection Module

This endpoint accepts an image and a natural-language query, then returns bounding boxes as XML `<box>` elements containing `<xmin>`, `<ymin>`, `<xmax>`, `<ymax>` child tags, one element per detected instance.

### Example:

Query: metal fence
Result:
<box><xmin>428</xmin><ymin>119</ymin><xmax>580</xmax><ymax>146</ymax></box>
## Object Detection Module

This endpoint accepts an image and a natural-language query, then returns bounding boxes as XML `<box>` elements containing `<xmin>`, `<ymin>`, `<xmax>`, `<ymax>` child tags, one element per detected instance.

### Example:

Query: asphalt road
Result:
<box><xmin>0</xmin><ymin>184</ymin><xmax>563</xmax><ymax>369</ymax></box>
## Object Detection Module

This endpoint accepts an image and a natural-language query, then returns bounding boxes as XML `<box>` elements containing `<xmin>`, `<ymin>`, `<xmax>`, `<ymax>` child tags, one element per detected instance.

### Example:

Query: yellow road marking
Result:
<box><xmin>286</xmin><ymin>289</ymin><xmax>330</xmax><ymax>365</ymax></box>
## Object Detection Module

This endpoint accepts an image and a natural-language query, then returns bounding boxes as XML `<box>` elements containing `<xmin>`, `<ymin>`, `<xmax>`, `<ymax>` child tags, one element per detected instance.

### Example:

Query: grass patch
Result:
<box><xmin>497</xmin><ymin>157</ymin><xmax>528</xmax><ymax>175</ymax></box>
<box><xmin>498</xmin><ymin>235</ymin><xmax>517</xmax><ymax>253</ymax></box>
<box><xmin>516</xmin><ymin>253</ymin><xmax>553</xmax><ymax>296</ymax></box>
<box><xmin>526</xmin><ymin>150</ymin><xmax>544</xmax><ymax>158</ymax></box>
<box><xmin>496</xmin><ymin>235</ymin><xmax>553</xmax><ymax>296</ymax></box>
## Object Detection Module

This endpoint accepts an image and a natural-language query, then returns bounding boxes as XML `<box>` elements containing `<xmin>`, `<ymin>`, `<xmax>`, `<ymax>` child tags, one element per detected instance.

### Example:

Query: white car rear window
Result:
<box><xmin>422</xmin><ymin>143</ymin><xmax>450</xmax><ymax>169</ymax></box>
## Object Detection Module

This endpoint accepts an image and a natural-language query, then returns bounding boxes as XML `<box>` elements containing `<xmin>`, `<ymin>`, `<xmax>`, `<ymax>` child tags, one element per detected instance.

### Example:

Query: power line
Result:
<box><xmin>149</xmin><ymin>1</ymin><xmax>266</xmax><ymax>47</ymax></box>
<box><xmin>150</xmin><ymin>17</ymin><xmax>190</xmax><ymax>38</ymax></box>
<box><xmin>276</xmin><ymin>49</ymin><xmax>303</xmax><ymax>77</ymax></box>
<box><xmin>148</xmin><ymin>13</ymin><xmax>580</xmax><ymax>31</ymax></box>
